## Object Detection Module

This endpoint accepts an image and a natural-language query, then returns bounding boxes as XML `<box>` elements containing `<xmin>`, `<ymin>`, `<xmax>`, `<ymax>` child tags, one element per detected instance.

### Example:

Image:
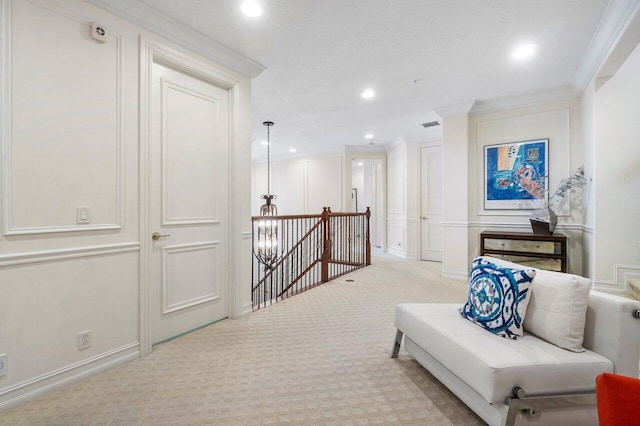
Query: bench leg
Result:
<box><xmin>391</xmin><ymin>329</ymin><xmax>403</xmax><ymax>358</ymax></box>
<box><xmin>502</xmin><ymin>390</ymin><xmax>597</xmax><ymax>426</ymax></box>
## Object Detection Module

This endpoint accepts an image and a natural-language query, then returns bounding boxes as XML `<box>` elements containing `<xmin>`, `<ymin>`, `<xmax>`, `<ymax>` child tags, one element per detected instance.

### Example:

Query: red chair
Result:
<box><xmin>596</xmin><ymin>373</ymin><xmax>640</xmax><ymax>425</ymax></box>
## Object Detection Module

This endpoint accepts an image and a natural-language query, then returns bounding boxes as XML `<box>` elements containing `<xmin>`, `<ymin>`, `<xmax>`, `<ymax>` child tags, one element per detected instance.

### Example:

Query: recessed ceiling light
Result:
<box><xmin>361</xmin><ymin>89</ymin><xmax>375</xmax><ymax>99</ymax></box>
<box><xmin>289</xmin><ymin>148</ymin><xmax>296</xmax><ymax>153</ymax></box>
<box><xmin>512</xmin><ymin>43</ymin><xmax>537</xmax><ymax>60</ymax></box>
<box><xmin>241</xmin><ymin>1</ymin><xmax>262</xmax><ymax>17</ymax></box>
<box><xmin>365</xmin><ymin>133</ymin><xmax>374</xmax><ymax>139</ymax></box>
<box><xmin>261</xmin><ymin>141</ymin><xmax>268</xmax><ymax>146</ymax></box>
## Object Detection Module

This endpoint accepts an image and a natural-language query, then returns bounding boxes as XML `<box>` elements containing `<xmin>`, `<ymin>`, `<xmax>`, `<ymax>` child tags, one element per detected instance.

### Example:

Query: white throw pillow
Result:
<box><xmin>523</xmin><ymin>269</ymin><xmax>591</xmax><ymax>352</ymax></box>
<box><xmin>479</xmin><ymin>256</ymin><xmax>591</xmax><ymax>352</ymax></box>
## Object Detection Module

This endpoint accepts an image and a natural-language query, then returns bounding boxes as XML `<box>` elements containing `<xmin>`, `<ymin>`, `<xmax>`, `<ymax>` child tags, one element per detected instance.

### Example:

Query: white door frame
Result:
<box><xmin>417</xmin><ymin>142</ymin><xmax>443</xmax><ymax>261</ymax></box>
<box><xmin>344</xmin><ymin>153</ymin><xmax>387</xmax><ymax>252</ymax></box>
<box><xmin>139</xmin><ymin>37</ymin><xmax>245</xmax><ymax>356</ymax></box>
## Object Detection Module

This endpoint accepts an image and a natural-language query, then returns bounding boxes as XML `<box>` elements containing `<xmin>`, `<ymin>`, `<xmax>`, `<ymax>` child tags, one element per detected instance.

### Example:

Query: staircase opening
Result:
<box><xmin>251</xmin><ymin>207</ymin><xmax>371</xmax><ymax>310</ymax></box>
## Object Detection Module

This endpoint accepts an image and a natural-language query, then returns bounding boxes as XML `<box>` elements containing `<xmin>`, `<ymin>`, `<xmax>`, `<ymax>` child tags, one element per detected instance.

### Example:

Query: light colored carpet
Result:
<box><xmin>0</xmin><ymin>257</ymin><xmax>484</xmax><ymax>425</ymax></box>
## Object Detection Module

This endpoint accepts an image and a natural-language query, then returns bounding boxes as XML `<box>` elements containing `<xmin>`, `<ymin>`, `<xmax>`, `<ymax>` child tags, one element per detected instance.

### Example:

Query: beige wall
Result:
<box><xmin>386</xmin><ymin>142</ymin><xmax>406</xmax><ymax>256</ymax></box>
<box><xmin>467</xmin><ymin>99</ymin><xmax>585</xmax><ymax>275</ymax></box>
<box><xmin>252</xmin><ymin>154</ymin><xmax>344</xmax><ymax>215</ymax></box>
<box><xmin>580</xmin><ymin>81</ymin><xmax>596</xmax><ymax>280</ymax></box>
<box><xmin>441</xmin><ymin>113</ymin><xmax>471</xmax><ymax>280</ymax></box>
<box><xmin>589</xmin><ymin>41</ymin><xmax>640</xmax><ymax>292</ymax></box>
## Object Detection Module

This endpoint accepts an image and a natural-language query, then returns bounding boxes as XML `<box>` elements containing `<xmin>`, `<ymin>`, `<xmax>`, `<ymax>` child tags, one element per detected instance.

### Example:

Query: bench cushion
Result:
<box><xmin>481</xmin><ymin>256</ymin><xmax>591</xmax><ymax>352</ymax></box>
<box><xmin>395</xmin><ymin>303</ymin><xmax>613</xmax><ymax>404</ymax></box>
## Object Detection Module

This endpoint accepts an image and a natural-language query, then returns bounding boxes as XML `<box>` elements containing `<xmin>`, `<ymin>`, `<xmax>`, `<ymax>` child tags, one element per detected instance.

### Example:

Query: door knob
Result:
<box><xmin>152</xmin><ymin>232</ymin><xmax>171</xmax><ymax>241</ymax></box>
<box><xmin>422</xmin><ymin>216</ymin><xmax>428</xmax><ymax>220</ymax></box>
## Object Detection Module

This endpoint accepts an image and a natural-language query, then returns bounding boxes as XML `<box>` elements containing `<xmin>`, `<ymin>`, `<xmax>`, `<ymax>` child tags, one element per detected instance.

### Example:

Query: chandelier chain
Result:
<box><xmin>267</xmin><ymin>123</ymin><xmax>270</xmax><ymax>195</ymax></box>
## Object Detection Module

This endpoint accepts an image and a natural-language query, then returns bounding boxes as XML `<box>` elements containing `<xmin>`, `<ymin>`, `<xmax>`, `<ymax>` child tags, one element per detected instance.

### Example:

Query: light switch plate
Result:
<box><xmin>76</xmin><ymin>206</ymin><xmax>90</xmax><ymax>224</ymax></box>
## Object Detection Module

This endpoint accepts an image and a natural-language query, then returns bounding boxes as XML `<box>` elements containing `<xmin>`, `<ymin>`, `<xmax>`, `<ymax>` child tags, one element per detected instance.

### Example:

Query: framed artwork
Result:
<box><xmin>484</xmin><ymin>139</ymin><xmax>548</xmax><ymax>210</ymax></box>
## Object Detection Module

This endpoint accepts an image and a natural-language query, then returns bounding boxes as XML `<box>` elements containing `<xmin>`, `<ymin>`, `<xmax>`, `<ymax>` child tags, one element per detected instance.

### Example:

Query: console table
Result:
<box><xmin>480</xmin><ymin>231</ymin><xmax>567</xmax><ymax>273</ymax></box>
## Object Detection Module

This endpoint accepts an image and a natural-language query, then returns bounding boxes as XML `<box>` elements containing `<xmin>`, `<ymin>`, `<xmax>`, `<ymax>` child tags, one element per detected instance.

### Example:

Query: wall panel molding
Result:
<box><xmin>160</xmin><ymin>78</ymin><xmax>221</xmax><ymax>226</ymax></box>
<box><xmin>2</xmin><ymin>0</ymin><xmax>124</xmax><ymax>235</ymax></box>
<box><xmin>474</xmin><ymin>108</ymin><xmax>572</xmax><ymax>218</ymax></box>
<box><xmin>386</xmin><ymin>146</ymin><xmax>405</xmax><ymax>215</ymax></box>
<box><xmin>593</xmin><ymin>263</ymin><xmax>640</xmax><ymax>294</ymax></box>
<box><xmin>466</xmin><ymin>222</ymin><xmax>584</xmax><ymax>231</ymax></box>
<box><xmin>387</xmin><ymin>222</ymin><xmax>406</xmax><ymax>256</ymax></box>
<box><xmin>0</xmin><ymin>242</ymin><xmax>140</xmax><ymax>268</ymax></box>
<box><xmin>304</xmin><ymin>156</ymin><xmax>343</xmax><ymax>213</ymax></box>
<box><xmin>443</xmin><ymin>221</ymin><xmax>586</xmax><ymax>231</ymax></box>
<box><xmin>442</xmin><ymin>222</ymin><xmax>470</xmax><ymax>228</ymax></box>
<box><xmin>161</xmin><ymin>241</ymin><xmax>220</xmax><ymax>315</ymax></box>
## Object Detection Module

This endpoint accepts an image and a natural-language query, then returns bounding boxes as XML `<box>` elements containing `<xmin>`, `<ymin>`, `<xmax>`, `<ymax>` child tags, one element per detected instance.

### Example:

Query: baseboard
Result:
<box><xmin>0</xmin><ymin>342</ymin><xmax>139</xmax><ymax>412</ymax></box>
<box><xmin>441</xmin><ymin>271</ymin><xmax>468</xmax><ymax>282</ymax></box>
<box><xmin>386</xmin><ymin>247</ymin><xmax>406</xmax><ymax>258</ymax></box>
<box><xmin>241</xmin><ymin>302</ymin><xmax>253</xmax><ymax>317</ymax></box>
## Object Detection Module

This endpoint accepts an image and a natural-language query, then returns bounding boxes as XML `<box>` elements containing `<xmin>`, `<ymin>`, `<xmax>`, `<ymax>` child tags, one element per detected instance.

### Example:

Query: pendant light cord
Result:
<box><xmin>267</xmin><ymin>123</ymin><xmax>271</xmax><ymax>196</ymax></box>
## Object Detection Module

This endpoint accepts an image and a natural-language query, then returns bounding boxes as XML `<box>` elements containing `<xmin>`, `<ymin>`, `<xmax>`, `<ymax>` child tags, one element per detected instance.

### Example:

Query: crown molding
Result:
<box><xmin>573</xmin><ymin>0</ymin><xmax>640</xmax><ymax>91</ymax></box>
<box><xmin>85</xmin><ymin>0</ymin><xmax>266</xmax><ymax>78</ymax></box>
<box><xmin>434</xmin><ymin>100</ymin><xmax>476</xmax><ymax>118</ymax></box>
<box><xmin>470</xmin><ymin>85</ymin><xmax>580</xmax><ymax>116</ymax></box>
<box><xmin>344</xmin><ymin>144</ymin><xmax>387</xmax><ymax>154</ymax></box>
<box><xmin>598</xmin><ymin>3</ymin><xmax>640</xmax><ymax>80</ymax></box>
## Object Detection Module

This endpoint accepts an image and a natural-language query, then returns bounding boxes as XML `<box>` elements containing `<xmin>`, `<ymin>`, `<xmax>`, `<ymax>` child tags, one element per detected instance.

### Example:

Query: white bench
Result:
<box><xmin>392</xmin><ymin>256</ymin><xmax>640</xmax><ymax>426</ymax></box>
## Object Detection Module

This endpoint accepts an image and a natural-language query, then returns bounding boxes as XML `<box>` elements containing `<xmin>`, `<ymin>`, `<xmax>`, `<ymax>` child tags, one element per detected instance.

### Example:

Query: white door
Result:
<box><xmin>150</xmin><ymin>63</ymin><xmax>229</xmax><ymax>344</ymax></box>
<box><xmin>375</xmin><ymin>160</ymin><xmax>385</xmax><ymax>248</ymax></box>
<box><xmin>420</xmin><ymin>146</ymin><xmax>443</xmax><ymax>261</ymax></box>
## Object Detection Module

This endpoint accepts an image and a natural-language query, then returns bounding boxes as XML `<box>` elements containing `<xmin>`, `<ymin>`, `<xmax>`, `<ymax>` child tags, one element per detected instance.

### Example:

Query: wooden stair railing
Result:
<box><xmin>251</xmin><ymin>207</ymin><xmax>371</xmax><ymax>310</ymax></box>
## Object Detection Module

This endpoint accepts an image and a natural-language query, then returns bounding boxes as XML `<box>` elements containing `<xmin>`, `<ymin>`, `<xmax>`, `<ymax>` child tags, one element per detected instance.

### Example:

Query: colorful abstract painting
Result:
<box><xmin>484</xmin><ymin>139</ymin><xmax>548</xmax><ymax>210</ymax></box>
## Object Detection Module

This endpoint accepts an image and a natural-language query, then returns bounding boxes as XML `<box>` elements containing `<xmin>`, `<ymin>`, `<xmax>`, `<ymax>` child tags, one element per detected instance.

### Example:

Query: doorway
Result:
<box><xmin>149</xmin><ymin>62</ymin><xmax>229</xmax><ymax>345</ymax></box>
<box><xmin>420</xmin><ymin>146</ymin><xmax>443</xmax><ymax>261</ymax></box>
<box><xmin>351</xmin><ymin>158</ymin><xmax>384</xmax><ymax>249</ymax></box>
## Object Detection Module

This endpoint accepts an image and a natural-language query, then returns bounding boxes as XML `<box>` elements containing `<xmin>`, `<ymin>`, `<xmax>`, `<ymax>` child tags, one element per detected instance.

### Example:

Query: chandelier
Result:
<box><xmin>254</xmin><ymin>121</ymin><xmax>280</xmax><ymax>269</ymax></box>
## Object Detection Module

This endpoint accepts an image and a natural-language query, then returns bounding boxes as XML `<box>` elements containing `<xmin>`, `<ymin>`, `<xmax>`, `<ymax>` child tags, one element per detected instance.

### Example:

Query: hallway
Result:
<box><xmin>0</xmin><ymin>257</ymin><xmax>482</xmax><ymax>425</ymax></box>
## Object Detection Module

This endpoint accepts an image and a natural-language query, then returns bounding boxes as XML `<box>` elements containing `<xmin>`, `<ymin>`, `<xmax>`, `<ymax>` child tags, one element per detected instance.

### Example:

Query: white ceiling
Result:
<box><xmin>133</xmin><ymin>0</ymin><xmax>610</xmax><ymax>160</ymax></box>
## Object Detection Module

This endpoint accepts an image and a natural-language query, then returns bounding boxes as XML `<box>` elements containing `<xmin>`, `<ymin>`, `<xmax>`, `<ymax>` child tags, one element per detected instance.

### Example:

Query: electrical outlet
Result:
<box><xmin>0</xmin><ymin>354</ymin><xmax>6</xmax><ymax>377</ymax></box>
<box><xmin>78</xmin><ymin>331</ymin><xmax>91</xmax><ymax>350</ymax></box>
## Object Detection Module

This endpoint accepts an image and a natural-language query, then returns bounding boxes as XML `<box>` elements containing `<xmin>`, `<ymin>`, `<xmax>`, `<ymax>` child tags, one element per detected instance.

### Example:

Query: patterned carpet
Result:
<box><xmin>0</xmin><ymin>256</ymin><xmax>484</xmax><ymax>425</ymax></box>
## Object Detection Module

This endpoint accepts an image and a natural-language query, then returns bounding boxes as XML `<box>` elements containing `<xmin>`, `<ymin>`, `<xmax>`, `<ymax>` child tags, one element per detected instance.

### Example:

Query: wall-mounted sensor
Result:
<box><xmin>91</xmin><ymin>22</ymin><xmax>107</xmax><ymax>43</ymax></box>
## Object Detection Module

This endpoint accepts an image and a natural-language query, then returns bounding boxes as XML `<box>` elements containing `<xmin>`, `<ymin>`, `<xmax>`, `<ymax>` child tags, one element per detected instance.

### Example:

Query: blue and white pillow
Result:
<box><xmin>459</xmin><ymin>257</ymin><xmax>536</xmax><ymax>339</ymax></box>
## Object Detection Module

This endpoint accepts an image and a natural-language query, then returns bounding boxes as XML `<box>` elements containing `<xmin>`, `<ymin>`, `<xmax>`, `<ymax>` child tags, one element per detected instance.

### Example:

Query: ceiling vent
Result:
<box><xmin>421</xmin><ymin>121</ymin><xmax>440</xmax><ymax>128</ymax></box>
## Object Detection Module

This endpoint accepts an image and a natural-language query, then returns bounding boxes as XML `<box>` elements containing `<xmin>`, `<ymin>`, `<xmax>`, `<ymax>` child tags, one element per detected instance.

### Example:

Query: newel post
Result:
<box><xmin>321</xmin><ymin>207</ymin><xmax>330</xmax><ymax>283</ymax></box>
<box><xmin>365</xmin><ymin>207</ymin><xmax>371</xmax><ymax>266</ymax></box>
